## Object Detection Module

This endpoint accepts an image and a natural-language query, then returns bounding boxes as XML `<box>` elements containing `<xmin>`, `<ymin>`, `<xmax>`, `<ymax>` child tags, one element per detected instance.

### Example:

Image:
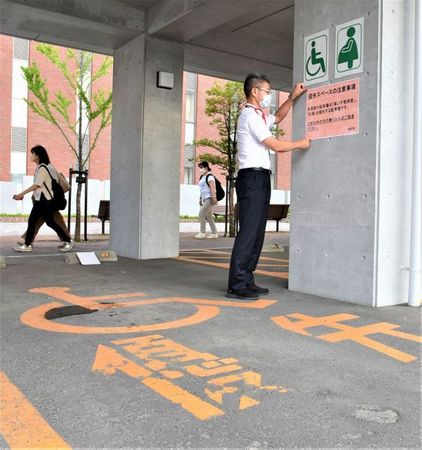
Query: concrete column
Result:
<box><xmin>290</xmin><ymin>0</ymin><xmax>416</xmax><ymax>306</ymax></box>
<box><xmin>111</xmin><ymin>35</ymin><xmax>183</xmax><ymax>259</ymax></box>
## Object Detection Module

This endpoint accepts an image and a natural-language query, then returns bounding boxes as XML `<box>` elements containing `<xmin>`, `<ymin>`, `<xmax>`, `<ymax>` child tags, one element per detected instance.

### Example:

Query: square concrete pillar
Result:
<box><xmin>290</xmin><ymin>0</ymin><xmax>415</xmax><ymax>306</ymax></box>
<box><xmin>110</xmin><ymin>35</ymin><xmax>183</xmax><ymax>259</ymax></box>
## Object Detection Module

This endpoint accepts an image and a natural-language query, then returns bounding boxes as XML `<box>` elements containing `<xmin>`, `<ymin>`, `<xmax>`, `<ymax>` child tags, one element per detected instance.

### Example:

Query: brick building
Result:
<box><xmin>1</xmin><ymin>36</ymin><xmax>292</xmax><ymax>213</ymax></box>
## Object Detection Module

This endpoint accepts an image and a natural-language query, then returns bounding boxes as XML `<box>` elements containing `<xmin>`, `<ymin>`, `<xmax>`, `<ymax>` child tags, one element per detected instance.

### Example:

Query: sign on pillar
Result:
<box><xmin>304</xmin><ymin>30</ymin><xmax>329</xmax><ymax>86</ymax></box>
<box><xmin>335</xmin><ymin>17</ymin><xmax>364</xmax><ymax>78</ymax></box>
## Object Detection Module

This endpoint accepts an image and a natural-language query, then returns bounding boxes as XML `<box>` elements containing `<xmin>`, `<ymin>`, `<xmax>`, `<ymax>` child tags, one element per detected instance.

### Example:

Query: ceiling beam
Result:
<box><xmin>147</xmin><ymin>0</ymin><xmax>282</xmax><ymax>42</ymax></box>
<box><xmin>0</xmin><ymin>0</ymin><xmax>145</xmax><ymax>31</ymax></box>
<box><xmin>184</xmin><ymin>43</ymin><xmax>293</xmax><ymax>90</ymax></box>
<box><xmin>0</xmin><ymin>0</ymin><xmax>141</xmax><ymax>54</ymax></box>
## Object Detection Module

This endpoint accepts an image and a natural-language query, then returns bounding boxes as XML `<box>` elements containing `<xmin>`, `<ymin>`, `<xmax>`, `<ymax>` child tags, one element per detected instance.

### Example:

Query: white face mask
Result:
<box><xmin>199</xmin><ymin>167</ymin><xmax>207</xmax><ymax>175</ymax></box>
<box><xmin>259</xmin><ymin>93</ymin><xmax>272</xmax><ymax>109</ymax></box>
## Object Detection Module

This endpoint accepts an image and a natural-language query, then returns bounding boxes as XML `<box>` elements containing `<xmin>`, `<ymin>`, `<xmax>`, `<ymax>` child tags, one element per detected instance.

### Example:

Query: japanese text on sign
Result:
<box><xmin>306</xmin><ymin>78</ymin><xmax>359</xmax><ymax>139</ymax></box>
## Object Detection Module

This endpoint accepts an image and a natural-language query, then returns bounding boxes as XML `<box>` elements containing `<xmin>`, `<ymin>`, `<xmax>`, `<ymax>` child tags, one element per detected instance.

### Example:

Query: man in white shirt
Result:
<box><xmin>227</xmin><ymin>73</ymin><xmax>311</xmax><ymax>300</ymax></box>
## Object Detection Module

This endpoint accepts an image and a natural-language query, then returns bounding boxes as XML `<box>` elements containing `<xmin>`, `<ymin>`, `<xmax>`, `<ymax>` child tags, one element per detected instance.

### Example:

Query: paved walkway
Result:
<box><xmin>0</xmin><ymin>229</ymin><xmax>420</xmax><ymax>449</ymax></box>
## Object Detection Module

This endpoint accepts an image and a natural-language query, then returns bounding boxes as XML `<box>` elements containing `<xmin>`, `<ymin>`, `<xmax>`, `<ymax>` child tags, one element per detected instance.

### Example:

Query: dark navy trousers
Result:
<box><xmin>228</xmin><ymin>169</ymin><xmax>271</xmax><ymax>290</ymax></box>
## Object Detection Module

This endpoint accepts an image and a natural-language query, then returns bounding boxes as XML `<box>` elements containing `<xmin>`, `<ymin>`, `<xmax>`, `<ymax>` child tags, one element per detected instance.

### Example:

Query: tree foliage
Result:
<box><xmin>194</xmin><ymin>81</ymin><xmax>244</xmax><ymax>176</ymax></box>
<box><xmin>21</xmin><ymin>44</ymin><xmax>112</xmax><ymax>169</ymax></box>
<box><xmin>21</xmin><ymin>43</ymin><xmax>113</xmax><ymax>241</ymax></box>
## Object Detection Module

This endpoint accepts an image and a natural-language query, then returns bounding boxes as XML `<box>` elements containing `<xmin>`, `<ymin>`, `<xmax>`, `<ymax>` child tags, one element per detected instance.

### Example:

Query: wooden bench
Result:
<box><xmin>212</xmin><ymin>204</ymin><xmax>228</xmax><ymax>219</ymax></box>
<box><xmin>97</xmin><ymin>200</ymin><xmax>110</xmax><ymax>234</ymax></box>
<box><xmin>235</xmin><ymin>203</ymin><xmax>289</xmax><ymax>233</ymax></box>
<box><xmin>266</xmin><ymin>204</ymin><xmax>290</xmax><ymax>231</ymax></box>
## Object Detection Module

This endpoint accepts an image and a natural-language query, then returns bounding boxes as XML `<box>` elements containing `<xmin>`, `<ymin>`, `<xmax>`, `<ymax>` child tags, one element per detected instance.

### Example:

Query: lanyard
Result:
<box><xmin>245</xmin><ymin>104</ymin><xmax>267</xmax><ymax>124</ymax></box>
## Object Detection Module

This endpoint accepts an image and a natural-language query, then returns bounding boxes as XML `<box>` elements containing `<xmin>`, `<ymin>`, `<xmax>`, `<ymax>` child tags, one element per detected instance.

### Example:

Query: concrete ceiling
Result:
<box><xmin>0</xmin><ymin>0</ymin><xmax>295</xmax><ymax>88</ymax></box>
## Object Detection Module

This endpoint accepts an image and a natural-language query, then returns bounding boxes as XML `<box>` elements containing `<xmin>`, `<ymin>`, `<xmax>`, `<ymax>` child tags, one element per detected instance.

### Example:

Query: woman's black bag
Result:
<box><xmin>40</xmin><ymin>164</ymin><xmax>67</xmax><ymax>210</ymax></box>
<box><xmin>206</xmin><ymin>173</ymin><xmax>225</xmax><ymax>201</ymax></box>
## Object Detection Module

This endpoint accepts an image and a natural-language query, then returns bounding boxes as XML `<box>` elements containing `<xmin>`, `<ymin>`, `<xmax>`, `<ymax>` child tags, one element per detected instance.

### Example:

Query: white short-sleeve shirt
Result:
<box><xmin>199</xmin><ymin>173</ymin><xmax>215</xmax><ymax>201</ymax></box>
<box><xmin>236</xmin><ymin>104</ymin><xmax>275</xmax><ymax>170</ymax></box>
<box><xmin>33</xmin><ymin>163</ymin><xmax>59</xmax><ymax>201</ymax></box>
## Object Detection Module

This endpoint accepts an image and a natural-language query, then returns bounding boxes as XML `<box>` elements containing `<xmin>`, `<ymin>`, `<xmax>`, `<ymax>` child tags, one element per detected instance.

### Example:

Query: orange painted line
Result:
<box><xmin>181</xmin><ymin>256</ymin><xmax>289</xmax><ymax>268</ymax></box>
<box><xmin>0</xmin><ymin>371</ymin><xmax>71</xmax><ymax>449</ymax></box>
<box><xmin>255</xmin><ymin>263</ymin><xmax>289</xmax><ymax>268</ymax></box>
<box><xmin>351</xmin><ymin>336</ymin><xmax>416</xmax><ymax>363</ymax></box>
<box><xmin>142</xmin><ymin>377</ymin><xmax>224</xmax><ymax>420</ymax></box>
<box><xmin>28</xmin><ymin>288</ymin><xmax>275</xmax><ymax>310</ymax></box>
<box><xmin>177</xmin><ymin>256</ymin><xmax>289</xmax><ymax>280</ymax></box>
<box><xmin>176</xmin><ymin>256</ymin><xmax>230</xmax><ymax>269</ymax></box>
<box><xmin>384</xmin><ymin>329</ymin><xmax>422</xmax><ymax>343</ymax></box>
<box><xmin>203</xmin><ymin>249</ymin><xmax>290</xmax><ymax>262</ymax></box>
<box><xmin>30</xmin><ymin>286</ymin><xmax>146</xmax><ymax>309</ymax></box>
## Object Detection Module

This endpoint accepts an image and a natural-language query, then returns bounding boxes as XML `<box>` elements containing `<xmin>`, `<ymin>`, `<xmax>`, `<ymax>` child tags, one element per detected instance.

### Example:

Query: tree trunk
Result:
<box><xmin>228</xmin><ymin>173</ymin><xmax>236</xmax><ymax>237</ymax></box>
<box><xmin>74</xmin><ymin>181</ymin><xmax>82</xmax><ymax>241</ymax></box>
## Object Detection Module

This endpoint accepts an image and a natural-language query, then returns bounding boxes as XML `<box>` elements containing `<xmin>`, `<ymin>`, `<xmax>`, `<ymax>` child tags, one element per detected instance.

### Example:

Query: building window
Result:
<box><xmin>184</xmin><ymin>166</ymin><xmax>193</xmax><ymax>185</ymax></box>
<box><xmin>270</xmin><ymin>90</ymin><xmax>278</xmax><ymax>115</ymax></box>
<box><xmin>13</xmin><ymin>38</ymin><xmax>29</xmax><ymax>60</ymax></box>
<box><xmin>183</xmin><ymin>72</ymin><xmax>197</xmax><ymax>184</ymax></box>
<box><xmin>269</xmin><ymin>90</ymin><xmax>279</xmax><ymax>188</ymax></box>
<box><xmin>270</xmin><ymin>152</ymin><xmax>277</xmax><ymax>189</ymax></box>
<box><xmin>11</xmin><ymin>38</ymin><xmax>29</xmax><ymax>176</ymax></box>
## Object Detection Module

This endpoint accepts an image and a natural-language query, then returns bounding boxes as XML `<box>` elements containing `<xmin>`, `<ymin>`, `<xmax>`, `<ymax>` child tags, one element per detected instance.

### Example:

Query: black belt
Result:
<box><xmin>239</xmin><ymin>167</ymin><xmax>271</xmax><ymax>175</ymax></box>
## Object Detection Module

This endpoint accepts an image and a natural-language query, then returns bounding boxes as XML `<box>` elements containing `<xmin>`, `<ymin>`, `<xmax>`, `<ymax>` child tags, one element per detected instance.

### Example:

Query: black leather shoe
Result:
<box><xmin>226</xmin><ymin>288</ymin><xmax>259</xmax><ymax>300</ymax></box>
<box><xmin>247</xmin><ymin>284</ymin><xmax>269</xmax><ymax>294</ymax></box>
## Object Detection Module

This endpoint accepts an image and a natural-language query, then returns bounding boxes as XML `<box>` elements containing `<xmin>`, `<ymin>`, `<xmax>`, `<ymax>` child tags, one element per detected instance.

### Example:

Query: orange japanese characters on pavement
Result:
<box><xmin>272</xmin><ymin>313</ymin><xmax>422</xmax><ymax>363</ymax></box>
<box><xmin>92</xmin><ymin>334</ymin><xmax>287</xmax><ymax>420</ymax></box>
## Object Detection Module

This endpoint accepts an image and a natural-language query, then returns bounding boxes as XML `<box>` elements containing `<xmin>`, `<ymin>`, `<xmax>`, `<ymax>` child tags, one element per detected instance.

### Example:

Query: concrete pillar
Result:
<box><xmin>290</xmin><ymin>0</ymin><xmax>416</xmax><ymax>306</ymax></box>
<box><xmin>111</xmin><ymin>35</ymin><xmax>183</xmax><ymax>259</ymax></box>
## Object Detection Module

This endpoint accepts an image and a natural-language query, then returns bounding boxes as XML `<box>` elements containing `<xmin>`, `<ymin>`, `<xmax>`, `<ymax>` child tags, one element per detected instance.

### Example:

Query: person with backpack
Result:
<box><xmin>195</xmin><ymin>161</ymin><xmax>221</xmax><ymax>239</ymax></box>
<box><xmin>12</xmin><ymin>145</ymin><xmax>74</xmax><ymax>253</ymax></box>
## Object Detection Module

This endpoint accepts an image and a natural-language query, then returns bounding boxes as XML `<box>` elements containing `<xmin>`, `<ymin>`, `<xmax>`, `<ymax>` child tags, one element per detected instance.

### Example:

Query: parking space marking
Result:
<box><xmin>0</xmin><ymin>371</ymin><xmax>70</xmax><ymax>449</ymax></box>
<box><xmin>21</xmin><ymin>287</ymin><xmax>276</xmax><ymax>334</ymax></box>
<box><xmin>272</xmin><ymin>313</ymin><xmax>422</xmax><ymax>363</ymax></box>
<box><xmin>92</xmin><ymin>334</ymin><xmax>287</xmax><ymax>420</ymax></box>
<box><xmin>177</xmin><ymin>249</ymin><xmax>289</xmax><ymax>279</ymax></box>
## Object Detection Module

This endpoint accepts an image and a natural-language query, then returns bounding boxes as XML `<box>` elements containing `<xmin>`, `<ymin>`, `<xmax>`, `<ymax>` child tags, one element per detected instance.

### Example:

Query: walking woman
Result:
<box><xmin>12</xmin><ymin>145</ymin><xmax>75</xmax><ymax>252</ymax></box>
<box><xmin>195</xmin><ymin>161</ymin><xmax>218</xmax><ymax>239</ymax></box>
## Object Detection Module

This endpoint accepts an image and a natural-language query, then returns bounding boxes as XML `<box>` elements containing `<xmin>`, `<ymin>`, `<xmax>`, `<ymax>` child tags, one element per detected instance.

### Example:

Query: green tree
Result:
<box><xmin>21</xmin><ymin>43</ymin><xmax>112</xmax><ymax>241</ymax></box>
<box><xmin>194</xmin><ymin>81</ymin><xmax>244</xmax><ymax>237</ymax></box>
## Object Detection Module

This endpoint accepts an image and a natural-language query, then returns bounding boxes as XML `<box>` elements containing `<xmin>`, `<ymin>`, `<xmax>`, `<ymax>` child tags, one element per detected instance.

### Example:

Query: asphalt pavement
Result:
<box><xmin>0</xmin><ymin>229</ymin><xmax>420</xmax><ymax>449</ymax></box>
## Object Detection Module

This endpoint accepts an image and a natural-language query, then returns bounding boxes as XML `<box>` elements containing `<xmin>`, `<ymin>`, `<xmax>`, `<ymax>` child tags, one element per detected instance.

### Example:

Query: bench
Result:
<box><xmin>266</xmin><ymin>204</ymin><xmax>290</xmax><ymax>231</ymax></box>
<box><xmin>97</xmin><ymin>200</ymin><xmax>110</xmax><ymax>234</ymax></box>
<box><xmin>212</xmin><ymin>204</ymin><xmax>228</xmax><ymax>219</ymax></box>
<box><xmin>235</xmin><ymin>203</ymin><xmax>289</xmax><ymax>233</ymax></box>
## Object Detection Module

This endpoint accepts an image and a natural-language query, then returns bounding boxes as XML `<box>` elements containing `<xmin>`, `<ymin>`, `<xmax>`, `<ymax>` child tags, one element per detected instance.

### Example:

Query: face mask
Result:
<box><xmin>199</xmin><ymin>168</ymin><xmax>206</xmax><ymax>175</ymax></box>
<box><xmin>259</xmin><ymin>93</ymin><xmax>272</xmax><ymax>109</ymax></box>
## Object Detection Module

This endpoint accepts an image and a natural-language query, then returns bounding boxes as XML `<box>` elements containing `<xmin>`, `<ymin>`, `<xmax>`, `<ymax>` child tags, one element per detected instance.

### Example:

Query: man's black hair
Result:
<box><xmin>31</xmin><ymin>145</ymin><xmax>50</xmax><ymax>165</ymax></box>
<box><xmin>244</xmin><ymin>73</ymin><xmax>270</xmax><ymax>98</ymax></box>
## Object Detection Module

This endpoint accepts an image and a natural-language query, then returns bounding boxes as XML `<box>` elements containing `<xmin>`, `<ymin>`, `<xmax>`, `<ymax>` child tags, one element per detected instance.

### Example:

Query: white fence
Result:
<box><xmin>1</xmin><ymin>180</ymin><xmax>290</xmax><ymax>216</ymax></box>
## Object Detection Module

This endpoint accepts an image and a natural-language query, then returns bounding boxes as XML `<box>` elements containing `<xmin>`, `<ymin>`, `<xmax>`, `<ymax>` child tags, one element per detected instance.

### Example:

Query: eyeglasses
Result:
<box><xmin>256</xmin><ymin>87</ymin><xmax>272</xmax><ymax>95</ymax></box>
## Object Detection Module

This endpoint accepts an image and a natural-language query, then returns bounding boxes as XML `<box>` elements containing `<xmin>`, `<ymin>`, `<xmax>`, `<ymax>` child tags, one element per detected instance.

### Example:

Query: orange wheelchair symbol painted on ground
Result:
<box><xmin>21</xmin><ymin>287</ymin><xmax>277</xmax><ymax>334</ymax></box>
